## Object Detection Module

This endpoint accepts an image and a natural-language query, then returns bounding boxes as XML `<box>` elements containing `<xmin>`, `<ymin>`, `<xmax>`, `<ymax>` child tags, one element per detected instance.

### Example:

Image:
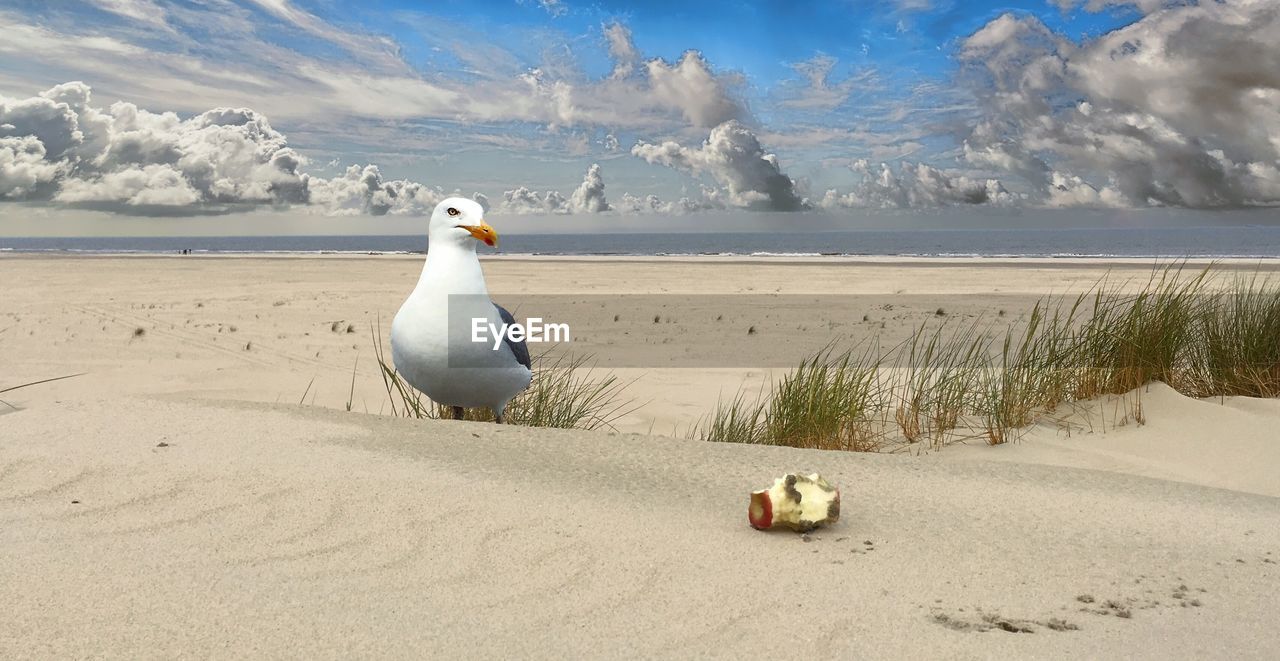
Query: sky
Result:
<box><xmin>1</xmin><ymin>0</ymin><xmax>1278</xmax><ymax>235</ymax></box>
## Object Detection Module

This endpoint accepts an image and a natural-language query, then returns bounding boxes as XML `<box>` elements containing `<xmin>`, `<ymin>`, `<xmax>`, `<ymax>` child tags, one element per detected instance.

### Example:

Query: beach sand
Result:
<box><xmin>3</xmin><ymin>255</ymin><xmax>1278</xmax><ymax>658</ymax></box>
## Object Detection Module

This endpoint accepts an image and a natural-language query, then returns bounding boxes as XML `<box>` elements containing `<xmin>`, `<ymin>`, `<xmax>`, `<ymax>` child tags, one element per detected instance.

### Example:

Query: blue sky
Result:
<box><xmin>372</xmin><ymin>0</ymin><xmax>1135</xmax><ymax>80</ymax></box>
<box><xmin>1</xmin><ymin>0</ymin><xmax>1277</xmax><ymax>231</ymax></box>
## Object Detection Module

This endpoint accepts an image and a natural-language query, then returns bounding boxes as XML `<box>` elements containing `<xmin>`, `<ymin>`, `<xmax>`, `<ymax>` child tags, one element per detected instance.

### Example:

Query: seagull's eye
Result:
<box><xmin>447</xmin><ymin>207</ymin><xmax>460</xmax><ymax>216</ymax></box>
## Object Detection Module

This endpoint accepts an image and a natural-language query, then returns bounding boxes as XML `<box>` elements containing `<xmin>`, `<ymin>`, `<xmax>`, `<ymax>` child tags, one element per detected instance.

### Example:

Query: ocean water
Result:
<box><xmin>6</xmin><ymin>226</ymin><xmax>1280</xmax><ymax>258</ymax></box>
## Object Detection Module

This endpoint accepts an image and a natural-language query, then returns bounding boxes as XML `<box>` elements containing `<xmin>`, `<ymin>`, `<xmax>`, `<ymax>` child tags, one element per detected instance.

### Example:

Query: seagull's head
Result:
<box><xmin>428</xmin><ymin>197</ymin><xmax>497</xmax><ymax>250</ymax></box>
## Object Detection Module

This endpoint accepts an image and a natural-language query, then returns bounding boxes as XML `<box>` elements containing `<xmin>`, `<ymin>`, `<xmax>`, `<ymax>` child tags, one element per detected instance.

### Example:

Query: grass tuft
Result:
<box><xmin>701</xmin><ymin>264</ymin><xmax>1280</xmax><ymax>452</ymax></box>
<box><xmin>694</xmin><ymin>345</ymin><xmax>885</xmax><ymax>451</ymax></box>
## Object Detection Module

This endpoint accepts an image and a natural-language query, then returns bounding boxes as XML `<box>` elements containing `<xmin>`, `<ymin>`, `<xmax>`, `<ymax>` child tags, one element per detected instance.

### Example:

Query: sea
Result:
<box><xmin>7</xmin><ymin>226</ymin><xmax>1280</xmax><ymax>258</ymax></box>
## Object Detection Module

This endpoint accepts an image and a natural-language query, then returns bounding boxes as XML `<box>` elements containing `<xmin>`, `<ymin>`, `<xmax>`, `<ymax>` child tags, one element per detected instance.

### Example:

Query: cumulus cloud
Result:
<box><xmin>308</xmin><ymin>165</ymin><xmax>444</xmax><ymax>216</ymax></box>
<box><xmin>960</xmin><ymin>2</ymin><xmax>1280</xmax><ymax>208</ymax></box>
<box><xmin>568</xmin><ymin>163</ymin><xmax>610</xmax><ymax>212</ymax></box>
<box><xmin>1043</xmin><ymin>171</ymin><xmax>1126</xmax><ymax>208</ymax></box>
<box><xmin>0</xmin><ymin>81</ymin><xmax>444</xmax><ymax>215</ymax></box>
<box><xmin>499</xmin><ymin>187</ymin><xmax>566</xmax><ymax>214</ymax></box>
<box><xmin>498</xmin><ymin>163</ymin><xmax>611</xmax><ymax>214</ymax></box>
<box><xmin>0</xmin><ymin>136</ymin><xmax>65</xmax><ymax>198</ymax></box>
<box><xmin>631</xmin><ymin>120</ymin><xmax>806</xmax><ymax>211</ymax></box>
<box><xmin>615</xmin><ymin>192</ymin><xmax>666</xmax><ymax>214</ymax></box>
<box><xmin>818</xmin><ymin>160</ymin><xmax>1013</xmax><ymax>209</ymax></box>
<box><xmin>611</xmin><ymin>189</ymin><xmax>722</xmax><ymax>215</ymax></box>
<box><xmin>56</xmin><ymin>164</ymin><xmax>201</xmax><ymax>207</ymax></box>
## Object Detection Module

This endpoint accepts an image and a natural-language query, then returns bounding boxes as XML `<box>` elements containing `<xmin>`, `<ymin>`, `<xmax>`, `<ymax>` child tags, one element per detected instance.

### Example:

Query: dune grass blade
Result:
<box><xmin>0</xmin><ymin>372</ymin><xmax>87</xmax><ymax>395</ymax></box>
<box><xmin>346</xmin><ymin>354</ymin><xmax>359</xmax><ymax>412</ymax></box>
<box><xmin>298</xmin><ymin>377</ymin><xmax>315</xmax><ymax>406</ymax></box>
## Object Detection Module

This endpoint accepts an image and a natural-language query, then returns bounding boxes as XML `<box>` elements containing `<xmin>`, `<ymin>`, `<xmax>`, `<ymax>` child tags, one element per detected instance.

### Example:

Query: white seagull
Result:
<box><xmin>391</xmin><ymin>198</ymin><xmax>532</xmax><ymax>423</ymax></box>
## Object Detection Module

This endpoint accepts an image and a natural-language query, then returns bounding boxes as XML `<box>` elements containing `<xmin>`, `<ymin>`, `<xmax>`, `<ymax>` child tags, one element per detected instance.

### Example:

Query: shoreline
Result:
<box><xmin>6</xmin><ymin>251</ymin><xmax>1280</xmax><ymax>269</ymax></box>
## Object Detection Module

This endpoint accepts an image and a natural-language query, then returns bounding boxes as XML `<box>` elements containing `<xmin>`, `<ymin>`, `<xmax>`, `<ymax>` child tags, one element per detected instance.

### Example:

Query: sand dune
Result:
<box><xmin>949</xmin><ymin>382</ymin><xmax>1280</xmax><ymax>498</ymax></box>
<box><xmin>2</xmin><ymin>396</ymin><xmax>1277</xmax><ymax>658</ymax></box>
<box><xmin>3</xmin><ymin>255</ymin><xmax>1279</xmax><ymax>658</ymax></box>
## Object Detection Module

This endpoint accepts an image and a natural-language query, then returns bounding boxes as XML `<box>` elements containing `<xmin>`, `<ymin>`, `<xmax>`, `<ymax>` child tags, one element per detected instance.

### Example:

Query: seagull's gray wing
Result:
<box><xmin>494</xmin><ymin>303</ymin><xmax>532</xmax><ymax>370</ymax></box>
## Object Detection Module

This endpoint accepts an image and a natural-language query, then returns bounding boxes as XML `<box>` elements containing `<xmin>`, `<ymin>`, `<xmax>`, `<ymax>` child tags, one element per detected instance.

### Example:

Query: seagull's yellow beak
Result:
<box><xmin>459</xmin><ymin>222</ymin><xmax>498</xmax><ymax>247</ymax></box>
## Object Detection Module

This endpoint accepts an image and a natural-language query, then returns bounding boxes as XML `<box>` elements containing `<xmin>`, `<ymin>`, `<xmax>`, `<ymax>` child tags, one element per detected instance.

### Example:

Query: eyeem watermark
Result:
<box><xmin>471</xmin><ymin>317</ymin><xmax>571</xmax><ymax>349</ymax></box>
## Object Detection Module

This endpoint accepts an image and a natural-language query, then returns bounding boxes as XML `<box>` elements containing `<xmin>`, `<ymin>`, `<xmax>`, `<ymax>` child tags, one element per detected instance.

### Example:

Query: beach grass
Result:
<box><xmin>692</xmin><ymin>345</ymin><xmax>885</xmax><ymax>451</ymax></box>
<box><xmin>700</xmin><ymin>264</ymin><xmax>1280</xmax><ymax>451</ymax></box>
<box><xmin>893</xmin><ymin>320</ymin><xmax>991</xmax><ymax>448</ymax></box>
<box><xmin>1187</xmin><ymin>272</ymin><xmax>1280</xmax><ymax>398</ymax></box>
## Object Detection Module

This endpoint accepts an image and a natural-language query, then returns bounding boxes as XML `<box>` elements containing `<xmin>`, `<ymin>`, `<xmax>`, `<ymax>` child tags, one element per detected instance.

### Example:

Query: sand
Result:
<box><xmin>2</xmin><ymin>255</ymin><xmax>1279</xmax><ymax>658</ymax></box>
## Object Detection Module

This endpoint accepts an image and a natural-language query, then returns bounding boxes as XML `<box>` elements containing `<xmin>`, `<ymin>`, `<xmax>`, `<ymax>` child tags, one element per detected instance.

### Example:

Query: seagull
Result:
<box><xmin>391</xmin><ymin>198</ymin><xmax>532</xmax><ymax>423</ymax></box>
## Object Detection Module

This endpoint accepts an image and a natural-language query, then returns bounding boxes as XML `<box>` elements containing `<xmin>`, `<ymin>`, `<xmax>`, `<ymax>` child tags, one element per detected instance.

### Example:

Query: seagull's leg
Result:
<box><xmin>451</xmin><ymin>405</ymin><xmax>465</xmax><ymax>420</ymax></box>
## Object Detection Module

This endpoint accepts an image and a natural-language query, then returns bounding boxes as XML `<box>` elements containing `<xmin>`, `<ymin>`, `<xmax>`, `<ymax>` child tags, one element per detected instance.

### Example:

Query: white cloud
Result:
<box><xmin>0</xmin><ymin>81</ymin><xmax>446</xmax><ymax>215</ymax></box>
<box><xmin>56</xmin><ymin>164</ymin><xmax>201</xmax><ymax>207</ymax></box>
<box><xmin>614</xmin><ymin>191</ymin><xmax>719</xmax><ymax>215</ymax></box>
<box><xmin>568</xmin><ymin>163</ymin><xmax>610</xmax><ymax>212</ymax></box>
<box><xmin>242</xmin><ymin>0</ymin><xmax>404</xmax><ymax>70</ymax></box>
<box><xmin>776</xmin><ymin>55</ymin><xmax>861</xmax><ymax>111</ymax></box>
<box><xmin>819</xmin><ymin>160</ymin><xmax>1013</xmax><ymax>209</ymax></box>
<box><xmin>85</xmin><ymin>0</ymin><xmax>170</xmax><ymax>28</ymax></box>
<box><xmin>615</xmin><ymin>192</ymin><xmax>666</xmax><ymax>214</ymax></box>
<box><xmin>0</xmin><ymin>11</ymin><xmax>743</xmax><ymax>142</ymax></box>
<box><xmin>0</xmin><ymin>136</ymin><xmax>65</xmax><ymax>198</ymax></box>
<box><xmin>604</xmin><ymin>22</ymin><xmax>640</xmax><ymax>79</ymax></box>
<box><xmin>498</xmin><ymin>163</ymin><xmax>611</xmax><ymax>214</ymax></box>
<box><xmin>631</xmin><ymin>120</ymin><xmax>806</xmax><ymax>211</ymax></box>
<box><xmin>1050</xmin><ymin>0</ymin><xmax>1175</xmax><ymax>13</ymax></box>
<box><xmin>644</xmin><ymin>52</ymin><xmax>743</xmax><ymax>129</ymax></box>
<box><xmin>308</xmin><ymin>164</ymin><xmax>444</xmax><ymax>216</ymax></box>
<box><xmin>1043</xmin><ymin>171</ymin><xmax>1126</xmax><ymax>208</ymax></box>
<box><xmin>499</xmin><ymin>186</ymin><xmax>567</xmax><ymax>214</ymax></box>
<box><xmin>518</xmin><ymin>0</ymin><xmax>567</xmax><ymax>17</ymax></box>
<box><xmin>960</xmin><ymin>3</ymin><xmax>1280</xmax><ymax>208</ymax></box>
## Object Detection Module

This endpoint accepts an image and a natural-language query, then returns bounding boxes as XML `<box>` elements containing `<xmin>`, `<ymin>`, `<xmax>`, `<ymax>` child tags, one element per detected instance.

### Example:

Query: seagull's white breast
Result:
<box><xmin>390</xmin><ymin>243</ymin><xmax>531</xmax><ymax>412</ymax></box>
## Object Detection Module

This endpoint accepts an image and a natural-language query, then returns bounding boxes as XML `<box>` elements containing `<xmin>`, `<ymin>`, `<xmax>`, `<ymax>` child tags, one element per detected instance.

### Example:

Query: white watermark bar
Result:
<box><xmin>445</xmin><ymin>293</ymin><xmax>1065</xmax><ymax>368</ymax></box>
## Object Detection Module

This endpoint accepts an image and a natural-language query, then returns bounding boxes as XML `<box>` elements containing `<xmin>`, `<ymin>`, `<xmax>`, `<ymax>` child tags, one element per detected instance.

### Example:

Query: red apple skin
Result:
<box><xmin>748</xmin><ymin>490</ymin><xmax>773</xmax><ymax>530</ymax></box>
